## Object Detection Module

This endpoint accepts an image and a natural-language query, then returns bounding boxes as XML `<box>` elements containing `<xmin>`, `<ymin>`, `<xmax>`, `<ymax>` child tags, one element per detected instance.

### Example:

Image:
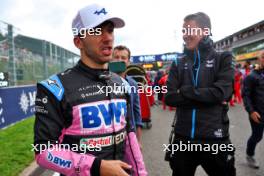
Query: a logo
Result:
<box><xmin>214</xmin><ymin>129</ymin><xmax>223</xmax><ymax>138</ymax></box>
<box><xmin>80</xmin><ymin>100</ymin><xmax>126</xmax><ymax>129</ymax></box>
<box><xmin>184</xmin><ymin>63</ymin><xmax>188</xmax><ymax>69</ymax></box>
<box><xmin>139</xmin><ymin>56</ymin><xmax>144</xmax><ymax>62</ymax></box>
<box><xmin>35</xmin><ymin>105</ymin><xmax>48</xmax><ymax>114</ymax></box>
<box><xmin>94</xmin><ymin>8</ymin><xmax>107</xmax><ymax>15</ymax></box>
<box><xmin>40</xmin><ymin>75</ymin><xmax>64</xmax><ymax>101</ymax></box>
<box><xmin>161</xmin><ymin>54</ymin><xmax>177</xmax><ymax>61</ymax></box>
<box><xmin>47</xmin><ymin>79</ymin><xmax>60</xmax><ymax>88</ymax></box>
<box><xmin>206</xmin><ymin>59</ymin><xmax>214</xmax><ymax>68</ymax></box>
<box><xmin>36</xmin><ymin>96</ymin><xmax>48</xmax><ymax>104</ymax></box>
<box><xmin>42</xmin><ymin>97</ymin><xmax>48</xmax><ymax>104</ymax></box>
<box><xmin>19</xmin><ymin>90</ymin><xmax>36</xmax><ymax>114</ymax></box>
<box><xmin>138</xmin><ymin>55</ymin><xmax>156</xmax><ymax>62</ymax></box>
<box><xmin>47</xmin><ymin>152</ymin><xmax>72</xmax><ymax>169</ymax></box>
<box><xmin>19</xmin><ymin>91</ymin><xmax>29</xmax><ymax>114</ymax></box>
<box><xmin>80</xmin><ymin>131</ymin><xmax>126</xmax><ymax>148</ymax></box>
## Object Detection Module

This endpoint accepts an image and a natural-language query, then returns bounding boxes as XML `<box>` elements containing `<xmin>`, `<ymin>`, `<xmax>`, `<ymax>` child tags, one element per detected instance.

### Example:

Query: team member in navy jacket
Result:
<box><xmin>165</xmin><ymin>12</ymin><xmax>236</xmax><ymax>176</ymax></box>
<box><xmin>242</xmin><ymin>51</ymin><xmax>264</xmax><ymax>169</ymax></box>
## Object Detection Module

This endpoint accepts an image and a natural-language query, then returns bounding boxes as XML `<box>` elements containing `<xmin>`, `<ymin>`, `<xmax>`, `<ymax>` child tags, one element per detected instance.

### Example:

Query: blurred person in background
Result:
<box><xmin>230</xmin><ymin>64</ymin><xmax>242</xmax><ymax>106</ymax></box>
<box><xmin>242</xmin><ymin>51</ymin><xmax>264</xmax><ymax>169</ymax></box>
<box><xmin>154</xmin><ymin>70</ymin><xmax>164</xmax><ymax>103</ymax></box>
<box><xmin>112</xmin><ymin>45</ymin><xmax>143</xmax><ymax>147</ymax></box>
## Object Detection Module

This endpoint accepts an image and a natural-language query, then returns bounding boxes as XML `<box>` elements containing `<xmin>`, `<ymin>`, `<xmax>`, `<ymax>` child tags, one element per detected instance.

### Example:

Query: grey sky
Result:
<box><xmin>0</xmin><ymin>0</ymin><xmax>263</xmax><ymax>56</ymax></box>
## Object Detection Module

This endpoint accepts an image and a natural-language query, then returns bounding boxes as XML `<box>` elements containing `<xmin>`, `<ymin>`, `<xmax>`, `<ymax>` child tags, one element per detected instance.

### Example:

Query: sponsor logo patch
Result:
<box><xmin>80</xmin><ymin>131</ymin><xmax>126</xmax><ymax>148</ymax></box>
<box><xmin>47</xmin><ymin>152</ymin><xmax>72</xmax><ymax>169</ymax></box>
<box><xmin>80</xmin><ymin>99</ymin><xmax>127</xmax><ymax>130</ymax></box>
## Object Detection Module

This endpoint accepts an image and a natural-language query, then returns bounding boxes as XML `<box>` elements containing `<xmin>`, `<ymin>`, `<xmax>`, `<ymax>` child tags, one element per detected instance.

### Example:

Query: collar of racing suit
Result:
<box><xmin>75</xmin><ymin>60</ymin><xmax>110</xmax><ymax>81</ymax></box>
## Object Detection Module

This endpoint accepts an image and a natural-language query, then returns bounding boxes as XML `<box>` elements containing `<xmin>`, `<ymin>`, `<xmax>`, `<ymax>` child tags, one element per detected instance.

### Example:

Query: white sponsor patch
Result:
<box><xmin>214</xmin><ymin>129</ymin><xmax>223</xmax><ymax>138</ymax></box>
<box><xmin>205</xmin><ymin>59</ymin><xmax>214</xmax><ymax>68</ymax></box>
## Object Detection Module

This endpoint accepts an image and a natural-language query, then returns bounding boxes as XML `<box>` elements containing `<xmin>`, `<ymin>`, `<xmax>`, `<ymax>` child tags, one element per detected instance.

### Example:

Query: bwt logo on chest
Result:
<box><xmin>80</xmin><ymin>99</ymin><xmax>127</xmax><ymax>129</ymax></box>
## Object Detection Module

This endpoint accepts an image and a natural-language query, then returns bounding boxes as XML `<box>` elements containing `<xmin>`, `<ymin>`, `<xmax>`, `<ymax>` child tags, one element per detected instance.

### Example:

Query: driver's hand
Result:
<box><xmin>100</xmin><ymin>160</ymin><xmax>132</xmax><ymax>176</ymax></box>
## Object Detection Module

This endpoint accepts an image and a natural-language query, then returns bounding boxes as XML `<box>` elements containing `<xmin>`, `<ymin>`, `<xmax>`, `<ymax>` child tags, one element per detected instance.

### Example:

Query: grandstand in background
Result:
<box><xmin>0</xmin><ymin>22</ymin><xmax>79</xmax><ymax>86</ymax></box>
<box><xmin>214</xmin><ymin>20</ymin><xmax>264</xmax><ymax>64</ymax></box>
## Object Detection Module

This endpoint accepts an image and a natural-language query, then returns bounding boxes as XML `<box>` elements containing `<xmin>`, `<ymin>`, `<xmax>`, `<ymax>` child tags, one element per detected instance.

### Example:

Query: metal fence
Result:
<box><xmin>0</xmin><ymin>21</ymin><xmax>79</xmax><ymax>86</ymax></box>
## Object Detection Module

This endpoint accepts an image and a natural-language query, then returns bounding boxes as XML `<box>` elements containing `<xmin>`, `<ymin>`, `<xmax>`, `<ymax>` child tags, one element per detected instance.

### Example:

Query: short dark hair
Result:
<box><xmin>113</xmin><ymin>45</ymin><xmax>131</xmax><ymax>59</ymax></box>
<box><xmin>184</xmin><ymin>12</ymin><xmax>211</xmax><ymax>31</ymax></box>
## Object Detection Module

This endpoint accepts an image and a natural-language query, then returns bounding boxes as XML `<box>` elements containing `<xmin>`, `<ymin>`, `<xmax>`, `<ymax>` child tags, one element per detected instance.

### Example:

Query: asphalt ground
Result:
<box><xmin>141</xmin><ymin>104</ymin><xmax>264</xmax><ymax>176</ymax></box>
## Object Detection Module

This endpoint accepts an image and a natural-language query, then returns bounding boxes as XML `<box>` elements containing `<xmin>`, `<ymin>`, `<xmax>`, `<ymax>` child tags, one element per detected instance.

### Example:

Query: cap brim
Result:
<box><xmin>107</xmin><ymin>17</ymin><xmax>125</xmax><ymax>28</ymax></box>
<box><xmin>92</xmin><ymin>17</ymin><xmax>125</xmax><ymax>29</ymax></box>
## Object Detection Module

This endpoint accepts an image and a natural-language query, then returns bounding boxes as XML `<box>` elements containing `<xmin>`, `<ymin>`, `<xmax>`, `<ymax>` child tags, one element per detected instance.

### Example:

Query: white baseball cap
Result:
<box><xmin>72</xmin><ymin>4</ymin><xmax>125</xmax><ymax>36</ymax></box>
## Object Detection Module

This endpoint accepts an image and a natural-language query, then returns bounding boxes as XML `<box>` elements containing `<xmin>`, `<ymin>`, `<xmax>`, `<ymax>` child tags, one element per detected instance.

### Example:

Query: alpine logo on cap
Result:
<box><xmin>94</xmin><ymin>8</ymin><xmax>107</xmax><ymax>15</ymax></box>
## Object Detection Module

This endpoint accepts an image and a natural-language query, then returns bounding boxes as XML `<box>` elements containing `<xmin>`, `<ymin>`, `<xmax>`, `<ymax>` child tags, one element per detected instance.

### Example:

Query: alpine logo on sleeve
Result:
<box><xmin>40</xmin><ymin>75</ymin><xmax>64</xmax><ymax>101</ymax></box>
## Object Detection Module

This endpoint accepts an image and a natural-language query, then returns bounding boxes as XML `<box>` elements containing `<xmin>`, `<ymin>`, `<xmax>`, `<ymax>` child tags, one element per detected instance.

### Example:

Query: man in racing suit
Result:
<box><xmin>34</xmin><ymin>4</ymin><xmax>147</xmax><ymax>176</ymax></box>
<box><xmin>165</xmin><ymin>12</ymin><xmax>236</xmax><ymax>176</ymax></box>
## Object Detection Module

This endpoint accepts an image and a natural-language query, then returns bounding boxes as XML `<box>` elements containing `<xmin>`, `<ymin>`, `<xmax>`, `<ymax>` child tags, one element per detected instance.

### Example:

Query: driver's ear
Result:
<box><xmin>73</xmin><ymin>37</ymin><xmax>83</xmax><ymax>49</ymax></box>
